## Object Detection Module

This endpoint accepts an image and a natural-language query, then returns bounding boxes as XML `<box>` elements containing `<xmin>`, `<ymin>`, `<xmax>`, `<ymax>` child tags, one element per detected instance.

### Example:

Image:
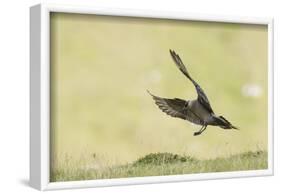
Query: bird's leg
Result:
<box><xmin>200</xmin><ymin>125</ymin><xmax>207</xmax><ymax>134</ymax></box>
<box><xmin>194</xmin><ymin>125</ymin><xmax>207</xmax><ymax>136</ymax></box>
<box><xmin>193</xmin><ymin>125</ymin><xmax>204</xmax><ymax>136</ymax></box>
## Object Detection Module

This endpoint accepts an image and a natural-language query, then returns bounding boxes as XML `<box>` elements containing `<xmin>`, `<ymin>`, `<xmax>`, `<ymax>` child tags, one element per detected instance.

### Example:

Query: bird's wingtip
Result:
<box><xmin>146</xmin><ymin>90</ymin><xmax>157</xmax><ymax>98</ymax></box>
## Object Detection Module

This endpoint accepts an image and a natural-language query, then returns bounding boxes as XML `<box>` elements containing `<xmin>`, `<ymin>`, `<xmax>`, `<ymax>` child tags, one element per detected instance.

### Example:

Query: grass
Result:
<box><xmin>51</xmin><ymin>150</ymin><xmax>267</xmax><ymax>182</ymax></box>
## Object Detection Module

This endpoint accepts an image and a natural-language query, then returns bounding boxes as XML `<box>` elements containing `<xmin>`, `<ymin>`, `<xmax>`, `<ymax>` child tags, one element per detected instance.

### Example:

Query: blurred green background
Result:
<box><xmin>50</xmin><ymin>13</ymin><xmax>268</xmax><ymax>169</ymax></box>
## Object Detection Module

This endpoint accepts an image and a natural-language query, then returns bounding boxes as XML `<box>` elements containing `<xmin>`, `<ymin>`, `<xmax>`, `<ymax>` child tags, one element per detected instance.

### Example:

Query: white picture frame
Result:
<box><xmin>30</xmin><ymin>3</ymin><xmax>274</xmax><ymax>191</ymax></box>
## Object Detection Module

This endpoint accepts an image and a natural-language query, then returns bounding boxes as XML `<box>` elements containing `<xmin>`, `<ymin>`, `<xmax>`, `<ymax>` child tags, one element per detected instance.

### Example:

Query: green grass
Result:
<box><xmin>51</xmin><ymin>150</ymin><xmax>267</xmax><ymax>182</ymax></box>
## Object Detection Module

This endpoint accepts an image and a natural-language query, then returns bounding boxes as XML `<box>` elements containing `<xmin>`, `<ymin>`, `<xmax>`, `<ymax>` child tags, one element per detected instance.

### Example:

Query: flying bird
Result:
<box><xmin>148</xmin><ymin>49</ymin><xmax>238</xmax><ymax>136</ymax></box>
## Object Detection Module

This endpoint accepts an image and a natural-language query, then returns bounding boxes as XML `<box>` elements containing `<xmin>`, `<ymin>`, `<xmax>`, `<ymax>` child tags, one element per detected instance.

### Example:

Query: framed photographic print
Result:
<box><xmin>30</xmin><ymin>3</ymin><xmax>274</xmax><ymax>191</ymax></box>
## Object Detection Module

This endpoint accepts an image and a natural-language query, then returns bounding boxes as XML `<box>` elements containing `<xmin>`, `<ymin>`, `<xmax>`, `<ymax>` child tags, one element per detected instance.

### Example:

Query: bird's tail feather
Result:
<box><xmin>214</xmin><ymin>116</ymin><xmax>238</xmax><ymax>130</ymax></box>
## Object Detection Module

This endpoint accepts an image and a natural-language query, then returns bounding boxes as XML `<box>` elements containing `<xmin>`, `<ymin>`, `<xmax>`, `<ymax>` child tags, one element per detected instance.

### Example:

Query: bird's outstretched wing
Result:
<box><xmin>169</xmin><ymin>49</ymin><xmax>214</xmax><ymax>114</ymax></box>
<box><xmin>147</xmin><ymin>91</ymin><xmax>203</xmax><ymax>125</ymax></box>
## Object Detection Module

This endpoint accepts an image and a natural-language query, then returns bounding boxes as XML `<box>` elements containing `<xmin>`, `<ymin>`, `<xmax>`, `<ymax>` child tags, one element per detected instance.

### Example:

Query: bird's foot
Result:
<box><xmin>193</xmin><ymin>131</ymin><xmax>201</xmax><ymax>136</ymax></box>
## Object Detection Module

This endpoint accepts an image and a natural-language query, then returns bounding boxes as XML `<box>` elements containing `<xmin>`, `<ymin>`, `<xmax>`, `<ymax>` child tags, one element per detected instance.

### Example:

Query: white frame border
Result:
<box><xmin>30</xmin><ymin>3</ymin><xmax>274</xmax><ymax>191</ymax></box>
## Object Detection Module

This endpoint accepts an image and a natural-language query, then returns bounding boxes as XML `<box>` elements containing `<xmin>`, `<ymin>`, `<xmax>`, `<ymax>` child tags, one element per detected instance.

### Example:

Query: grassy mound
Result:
<box><xmin>133</xmin><ymin>152</ymin><xmax>196</xmax><ymax>166</ymax></box>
